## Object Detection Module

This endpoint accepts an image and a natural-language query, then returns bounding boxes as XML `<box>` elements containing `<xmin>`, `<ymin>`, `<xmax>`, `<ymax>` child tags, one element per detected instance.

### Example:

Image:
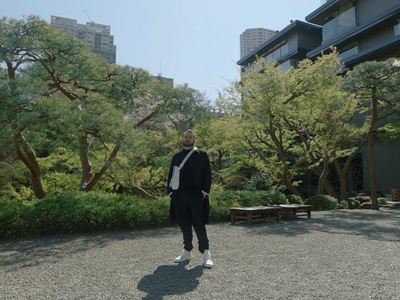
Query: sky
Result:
<box><xmin>2</xmin><ymin>0</ymin><xmax>323</xmax><ymax>101</ymax></box>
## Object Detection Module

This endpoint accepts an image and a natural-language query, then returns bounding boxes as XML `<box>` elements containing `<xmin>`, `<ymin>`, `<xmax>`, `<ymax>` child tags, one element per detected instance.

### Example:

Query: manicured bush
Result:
<box><xmin>209</xmin><ymin>191</ymin><xmax>241</xmax><ymax>222</ymax></box>
<box><xmin>243</xmin><ymin>172</ymin><xmax>271</xmax><ymax>191</ymax></box>
<box><xmin>339</xmin><ymin>200</ymin><xmax>348</xmax><ymax>209</ymax></box>
<box><xmin>0</xmin><ymin>189</ymin><xmax>289</xmax><ymax>239</ymax></box>
<box><xmin>378</xmin><ymin>197</ymin><xmax>388</xmax><ymax>206</ymax></box>
<box><xmin>304</xmin><ymin>195</ymin><xmax>339</xmax><ymax>210</ymax></box>
<box><xmin>235</xmin><ymin>190</ymin><xmax>270</xmax><ymax>207</ymax></box>
<box><xmin>264</xmin><ymin>189</ymin><xmax>289</xmax><ymax>205</ymax></box>
<box><xmin>347</xmin><ymin>198</ymin><xmax>361</xmax><ymax>209</ymax></box>
<box><xmin>355</xmin><ymin>196</ymin><xmax>371</xmax><ymax>203</ymax></box>
<box><xmin>0</xmin><ymin>196</ymin><xmax>33</xmax><ymax>238</ymax></box>
<box><xmin>0</xmin><ymin>192</ymin><xmax>172</xmax><ymax>239</ymax></box>
<box><xmin>286</xmin><ymin>194</ymin><xmax>304</xmax><ymax>204</ymax></box>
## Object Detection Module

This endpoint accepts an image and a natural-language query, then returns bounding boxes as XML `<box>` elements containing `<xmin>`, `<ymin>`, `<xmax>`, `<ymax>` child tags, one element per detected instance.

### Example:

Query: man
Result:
<box><xmin>167</xmin><ymin>129</ymin><xmax>213</xmax><ymax>268</ymax></box>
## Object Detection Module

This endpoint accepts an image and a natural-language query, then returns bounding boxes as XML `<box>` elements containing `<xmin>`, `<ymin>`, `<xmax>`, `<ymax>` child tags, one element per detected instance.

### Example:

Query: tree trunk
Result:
<box><xmin>7</xmin><ymin>62</ymin><xmax>46</xmax><ymax>199</ymax></box>
<box><xmin>284</xmin><ymin>178</ymin><xmax>303</xmax><ymax>198</ymax></box>
<box><xmin>77</xmin><ymin>112</ymin><xmax>155</xmax><ymax>192</ymax></box>
<box><xmin>85</xmin><ymin>143</ymin><xmax>121</xmax><ymax>192</ymax></box>
<box><xmin>14</xmin><ymin>132</ymin><xmax>46</xmax><ymax>199</ymax></box>
<box><xmin>367</xmin><ymin>130</ymin><xmax>379</xmax><ymax>210</ymax></box>
<box><xmin>323</xmin><ymin>180</ymin><xmax>337</xmax><ymax>199</ymax></box>
<box><xmin>318</xmin><ymin>161</ymin><xmax>330</xmax><ymax>195</ymax></box>
<box><xmin>333</xmin><ymin>141</ymin><xmax>365</xmax><ymax>201</ymax></box>
<box><xmin>369</xmin><ymin>91</ymin><xmax>379</xmax><ymax>210</ymax></box>
<box><xmin>281</xmin><ymin>164</ymin><xmax>302</xmax><ymax>197</ymax></box>
<box><xmin>79</xmin><ymin>135</ymin><xmax>93</xmax><ymax>191</ymax></box>
<box><xmin>334</xmin><ymin>159</ymin><xmax>348</xmax><ymax>201</ymax></box>
<box><xmin>78</xmin><ymin>134</ymin><xmax>122</xmax><ymax>192</ymax></box>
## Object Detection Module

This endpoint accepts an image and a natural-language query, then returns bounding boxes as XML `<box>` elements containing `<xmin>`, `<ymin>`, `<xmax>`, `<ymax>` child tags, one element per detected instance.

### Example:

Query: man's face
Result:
<box><xmin>182</xmin><ymin>132</ymin><xmax>195</xmax><ymax>148</ymax></box>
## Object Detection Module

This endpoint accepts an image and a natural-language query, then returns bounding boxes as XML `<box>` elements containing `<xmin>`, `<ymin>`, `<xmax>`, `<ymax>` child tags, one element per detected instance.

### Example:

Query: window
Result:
<box><xmin>262</xmin><ymin>41</ymin><xmax>289</xmax><ymax>62</ymax></box>
<box><xmin>277</xmin><ymin>59</ymin><xmax>294</xmax><ymax>71</ymax></box>
<box><xmin>339</xmin><ymin>43</ymin><xmax>359</xmax><ymax>60</ymax></box>
<box><xmin>280</xmin><ymin>43</ymin><xmax>289</xmax><ymax>56</ymax></box>
<box><xmin>322</xmin><ymin>6</ymin><xmax>356</xmax><ymax>41</ymax></box>
<box><xmin>394</xmin><ymin>19</ymin><xmax>400</xmax><ymax>36</ymax></box>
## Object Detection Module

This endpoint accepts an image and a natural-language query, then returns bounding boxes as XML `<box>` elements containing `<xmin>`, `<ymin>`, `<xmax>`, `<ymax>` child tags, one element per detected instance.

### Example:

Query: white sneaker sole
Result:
<box><xmin>174</xmin><ymin>257</ymin><xmax>192</xmax><ymax>263</ymax></box>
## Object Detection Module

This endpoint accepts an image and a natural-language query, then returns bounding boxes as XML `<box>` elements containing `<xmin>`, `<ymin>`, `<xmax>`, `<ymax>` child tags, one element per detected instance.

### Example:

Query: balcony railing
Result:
<box><xmin>322</xmin><ymin>6</ymin><xmax>356</xmax><ymax>42</ymax></box>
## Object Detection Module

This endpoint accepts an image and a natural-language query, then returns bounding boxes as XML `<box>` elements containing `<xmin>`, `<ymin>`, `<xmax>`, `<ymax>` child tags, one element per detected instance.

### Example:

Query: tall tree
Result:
<box><xmin>288</xmin><ymin>54</ymin><xmax>364</xmax><ymax>199</ymax></box>
<box><xmin>342</xmin><ymin>59</ymin><xmax>400</xmax><ymax>209</ymax></box>
<box><xmin>0</xmin><ymin>16</ymin><xmax>161</xmax><ymax>198</ymax></box>
<box><xmin>239</xmin><ymin>59</ymin><xmax>304</xmax><ymax>196</ymax></box>
<box><xmin>160</xmin><ymin>83</ymin><xmax>213</xmax><ymax>135</ymax></box>
<box><xmin>194</xmin><ymin>116</ymin><xmax>249</xmax><ymax>189</ymax></box>
<box><xmin>1</xmin><ymin>16</ymin><xmax>52</xmax><ymax>198</ymax></box>
<box><xmin>238</xmin><ymin>51</ymin><xmax>362</xmax><ymax>198</ymax></box>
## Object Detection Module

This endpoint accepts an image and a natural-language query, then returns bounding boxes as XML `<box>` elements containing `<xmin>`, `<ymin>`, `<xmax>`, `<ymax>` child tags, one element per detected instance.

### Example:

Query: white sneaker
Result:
<box><xmin>203</xmin><ymin>250</ymin><xmax>213</xmax><ymax>268</ymax></box>
<box><xmin>174</xmin><ymin>249</ymin><xmax>192</xmax><ymax>263</ymax></box>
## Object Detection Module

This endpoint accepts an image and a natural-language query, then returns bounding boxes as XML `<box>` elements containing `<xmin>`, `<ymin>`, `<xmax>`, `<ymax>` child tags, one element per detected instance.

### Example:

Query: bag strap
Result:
<box><xmin>179</xmin><ymin>147</ymin><xmax>197</xmax><ymax>169</ymax></box>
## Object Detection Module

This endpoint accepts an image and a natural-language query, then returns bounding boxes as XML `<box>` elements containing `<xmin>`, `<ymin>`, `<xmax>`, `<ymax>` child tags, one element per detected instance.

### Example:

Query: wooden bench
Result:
<box><xmin>229</xmin><ymin>206</ymin><xmax>281</xmax><ymax>224</ymax></box>
<box><xmin>278</xmin><ymin>204</ymin><xmax>312</xmax><ymax>219</ymax></box>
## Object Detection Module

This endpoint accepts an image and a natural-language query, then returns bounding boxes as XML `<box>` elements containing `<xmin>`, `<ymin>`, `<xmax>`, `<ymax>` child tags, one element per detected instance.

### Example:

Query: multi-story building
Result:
<box><xmin>237</xmin><ymin>0</ymin><xmax>400</xmax><ymax>196</ymax></box>
<box><xmin>240</xmin><ymin>28</ymin><xmax>278</xmax><ymax>58</ymax></box>
<box><xmin>306</xmin><ymin>0</ymin><xmax>400</xmax><ymax>68</ymax></box>
<box><xmin>238</xmin><ymin>21</ymin><xmax>322</xmax><ymax>72</ymax></box>
<box><xmin>50</xmin><ymin>15</ymin><xmax>117</xmax><ymax>64</ymax></box>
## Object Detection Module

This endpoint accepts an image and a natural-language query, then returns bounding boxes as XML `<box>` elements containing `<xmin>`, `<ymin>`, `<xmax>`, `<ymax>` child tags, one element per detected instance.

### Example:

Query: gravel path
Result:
<box><xmin>1</xmin><ymin>206</ymin><xmax>400</xmax><ymax>300</ymax></box>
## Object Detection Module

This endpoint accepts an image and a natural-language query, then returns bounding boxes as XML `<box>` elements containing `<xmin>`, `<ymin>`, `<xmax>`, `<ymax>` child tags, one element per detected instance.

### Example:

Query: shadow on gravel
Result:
<box><xmin>137</xmin><ymin>261</ymin><xmax>203</xmax><ymax>300</ymax></box>
<box><xmin>0</xmin><ymin>227</ymin><xmax>179</xmax><ymax>270</ymax></box>
<box><xmin>239</xmin><ymin>208</ymin><xmax>400</xmax><ymax>242</ymax></box>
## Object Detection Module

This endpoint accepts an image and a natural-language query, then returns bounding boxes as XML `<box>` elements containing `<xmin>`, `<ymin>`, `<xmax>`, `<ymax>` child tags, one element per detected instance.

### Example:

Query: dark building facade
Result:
<box><xmin>306</xmin><ymin>0</ymin><xmax>400</xmax><ymax>68</ymax></box>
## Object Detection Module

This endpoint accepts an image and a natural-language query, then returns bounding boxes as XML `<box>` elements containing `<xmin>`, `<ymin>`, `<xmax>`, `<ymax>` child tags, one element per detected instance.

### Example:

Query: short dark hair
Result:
<box><xmin>184</xmin><ymin>129</ymin><xmax>195</xmax><ymax>138</ymax></box>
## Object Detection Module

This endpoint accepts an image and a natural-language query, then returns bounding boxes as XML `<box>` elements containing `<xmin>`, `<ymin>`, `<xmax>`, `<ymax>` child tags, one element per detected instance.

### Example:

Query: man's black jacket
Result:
<box><xmin>167</xmin><ymin>148</ymin><xmax>212</xmax><ymax>223</ymax></box>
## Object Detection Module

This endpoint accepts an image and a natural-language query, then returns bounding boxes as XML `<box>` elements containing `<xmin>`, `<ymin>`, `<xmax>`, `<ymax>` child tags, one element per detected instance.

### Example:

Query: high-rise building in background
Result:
<box><xmin>240</xmin><ymin>28</ymin><xmax>278</xmax><ymax>58</ymax></box>
<box><xmin>50</xmin><ymin>15</ymin><xmax>117</xmax><ymax>64</ymax></box>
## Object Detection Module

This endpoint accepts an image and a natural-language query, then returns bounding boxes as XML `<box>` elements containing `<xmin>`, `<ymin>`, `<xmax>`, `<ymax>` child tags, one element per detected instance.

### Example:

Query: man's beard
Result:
<box><xmin>183</xmin><ymin>141</ymin><xmax>194</xmax><ymax>147</ymax></box>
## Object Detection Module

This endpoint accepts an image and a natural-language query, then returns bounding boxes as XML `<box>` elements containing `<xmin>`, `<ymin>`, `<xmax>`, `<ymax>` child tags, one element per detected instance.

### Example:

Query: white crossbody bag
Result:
<box><xmin>169</xmin><ymin>147</ymin><xmax>197</xmax><ymax>190</ymax></box>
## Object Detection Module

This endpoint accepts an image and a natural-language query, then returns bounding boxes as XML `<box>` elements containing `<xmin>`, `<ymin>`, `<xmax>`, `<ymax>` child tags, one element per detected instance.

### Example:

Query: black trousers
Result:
<box><xmin>171</xmin><ymin>190</ymin><xmax>209</xmax><ymax>253</ymax></box>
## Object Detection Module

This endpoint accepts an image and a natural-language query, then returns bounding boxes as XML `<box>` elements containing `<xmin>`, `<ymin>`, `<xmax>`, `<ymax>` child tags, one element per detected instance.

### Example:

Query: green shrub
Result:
<box><xmin>304</xmin><ymin>195</ymin><xmax>338</xmax><ymax>210</ymax></box>
<box><xmin>286</xmin><ymin>194</ymin><xmax>304</xmax><ymax>204</ymax></box>
<box><xmin>355</xmin><ymin>196</ymin><xmax>371</xmax><ymax>203</ymax></box>
<box><xmin>209</xmin><ymin>191</ymin><xmax>241</xmax><ymax>222</ymax></box>
<box><xmin>378</xmin><ymin>197</ymin><xmax>388</xmax><ymax>206</ymax></box>
<box><xmin>243</xmin><ymin>173</ymin><xmax>271</xmax><ymax>191</ymax></box>
<box><xmin>264</xmin><ymin>190</ymin><xmax>289</xmax><ymax>205</ymax></box>
<box><xmin>0</xmin><ymin>196</ymin><xmax>33</xmax><ymax>238</ymax></box>
<box><xmin>210</xmin><ymin>189</ymin><xmax>288</xmax><ymax>211</ymax></box>
<box><xmin>236</xmin><ymin>190</ymin><xmax>269</xmax><ymax>207</ymax></box>
<box><xmin>347</xmin><ymin>198</ymin><xmax>361</xmax><ymax>209</ymax></box>
<box><xmin>0</xmin><ymin>192</ymin><xmax>171</xmax><ymax>239</ymax></box>
<box><xmin>0</xmin><ymin>189</ymin><xmax>289</xmax><ymax>239</ymax></box>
